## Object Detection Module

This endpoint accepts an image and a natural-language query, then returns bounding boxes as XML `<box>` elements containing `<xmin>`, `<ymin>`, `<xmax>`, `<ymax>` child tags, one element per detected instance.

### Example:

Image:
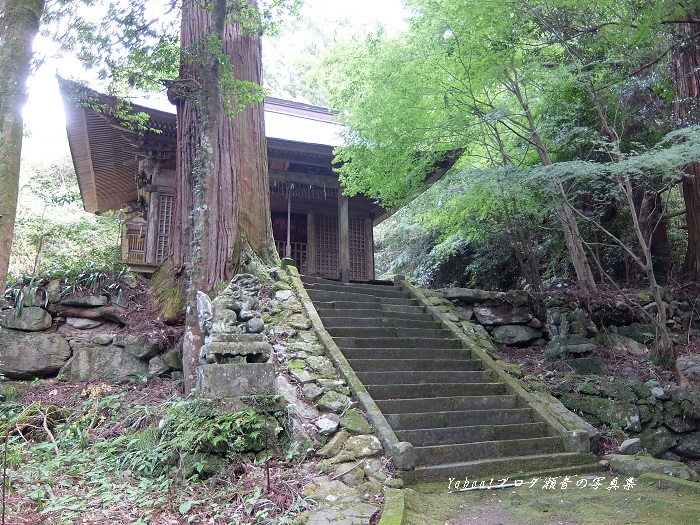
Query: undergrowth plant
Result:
<box><xmin>2</xmin><ymin>386</ymin><xmax>309</xmax><ymax>524</ymax></box>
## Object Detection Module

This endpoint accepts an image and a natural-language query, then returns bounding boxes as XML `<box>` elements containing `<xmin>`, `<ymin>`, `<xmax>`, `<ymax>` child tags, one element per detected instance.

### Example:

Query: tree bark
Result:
<box><xmin>174</xmin><ymin>0</ymin><xmax>278</xmax><ymax>392</ymax></box>
<box><xmin>670</xmin><ymin>15</ymin><xmax>700</xmax><ymax>277</ymax></box>
<box><xmin>0</xmin><ymin>0</ymin><xmax>46</xmax><ymax>290</ymax></box>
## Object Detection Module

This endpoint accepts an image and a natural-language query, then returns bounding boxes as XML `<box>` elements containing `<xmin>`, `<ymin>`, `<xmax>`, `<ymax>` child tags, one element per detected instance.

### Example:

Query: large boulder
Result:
<box><xmin>677</xmin><ymin>354</ymin><xmax>700</xmax><ymax>383</ymax></box>
<box><xmin>605</xmin><ymin>454</ymin><xmax>699</xmax><ymax>482</ymax></box>
<box><xmin>0</xmin><ymin>307</ymin><xmax>52</xmax><ymax>332</ymax></box>
<box><xmin>440</xmin><ymin>288</ymin><xmax>505</xmax><ymax>304</ymax></box>
<box><xmin>473</xmin><ymin>305</ymin><xmax>532</xmax><ymax>325</ymax></box>
<box><xmin>491</xmin><ymin>324</ymin><xmax>542</xmax><ymax>345</ymax></box>
<box><xmin>69</xmin><ymin>343</ymin><xmax>148</xmax><ymax>380</ymax></box>
<box><xmin>0</xmin><ymin>327</ymin><xmax>70</xmax><ymax>378</ymax></box>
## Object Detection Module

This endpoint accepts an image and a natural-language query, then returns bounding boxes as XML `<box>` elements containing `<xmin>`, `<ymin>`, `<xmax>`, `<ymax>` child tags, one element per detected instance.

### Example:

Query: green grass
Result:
<box><xmin>404</xmin><ymin>476</ymin><xmax>700</xmax><ymax>525</ymax></box>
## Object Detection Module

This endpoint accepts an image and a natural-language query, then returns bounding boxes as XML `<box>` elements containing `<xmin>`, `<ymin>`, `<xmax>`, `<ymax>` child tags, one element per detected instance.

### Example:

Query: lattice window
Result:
<box><xmin>316</xmin><ymin>214</ymin><xmax>339</xmax><ymax>278</ymax></box>
<box><xmin>349</xmin><ymin>218</ymin><xmax>367</xmax><ymax>281</ymax></box>
<box><xmin>275</xmin><ymin>241</ymin><xmax>307</xmax><ymax>273</ymax></box>
<box><xmin>156</xmin><ymin>195</ymin><xmax>174</xmax><ymax>264</ymax></box>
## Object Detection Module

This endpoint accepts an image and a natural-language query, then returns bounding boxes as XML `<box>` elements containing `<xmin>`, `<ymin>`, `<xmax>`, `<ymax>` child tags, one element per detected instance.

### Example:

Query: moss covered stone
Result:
<box><xmin>340</xmin><ymin>409</ymin><xmax>373</xmax><ymax>435</ymax></box>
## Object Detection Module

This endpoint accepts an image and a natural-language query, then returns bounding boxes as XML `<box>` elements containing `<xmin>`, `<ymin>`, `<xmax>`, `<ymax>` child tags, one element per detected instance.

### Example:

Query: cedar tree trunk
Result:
<box><xmin>0</xmin><ymin>0</ymin><xmax>45</xmax><ymax>290</ymax></box>
<box><xmin>174</xmin><ymin>0</ymin><xmax>278</xmax><ymax>392</ymax></box>
<box><xmin>671</xmin><ymin>16</ymin><xmax>700</xmax><ymax>277</ymax></box>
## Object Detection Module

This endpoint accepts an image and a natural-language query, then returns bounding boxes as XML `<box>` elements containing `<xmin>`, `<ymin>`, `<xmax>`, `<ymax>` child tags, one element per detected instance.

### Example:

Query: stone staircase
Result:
<box><xmin>302</xmin><ymin>276</ymin><xmax>600</xmax><ymax>484</ymax></box>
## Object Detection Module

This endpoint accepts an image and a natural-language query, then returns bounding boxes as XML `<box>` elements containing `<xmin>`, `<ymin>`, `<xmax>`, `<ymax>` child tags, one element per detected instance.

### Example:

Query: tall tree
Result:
<box><xmin>173</xmin><ymin>0</ymin><xmax>279</xmax><ymax>392</ymax></box>
<box><xmin>0</xmin><ymin>0</ymin><xmax>46</xmax><ymax>290</ymax></box>
<box><xmin>671</xmin><ymin>12</ymin><xmax>700</xmax><ymax>276</ymax></box>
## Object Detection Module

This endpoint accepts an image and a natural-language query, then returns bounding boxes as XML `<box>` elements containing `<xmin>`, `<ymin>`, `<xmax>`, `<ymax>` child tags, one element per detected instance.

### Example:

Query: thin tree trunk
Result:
<box><xmin>174</xmin><ymin>0</ymin><xmax>278</xmax><ymax>393</ymax></box>
<box><xmin>0</xmin><ymin>0</ymin><xmax>46</xmax><ymax>290</ymax></box>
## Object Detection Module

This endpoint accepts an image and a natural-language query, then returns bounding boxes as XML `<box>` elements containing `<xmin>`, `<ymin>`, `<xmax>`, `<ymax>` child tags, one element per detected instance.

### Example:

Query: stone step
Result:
<box><xmin>307</xmin><ymin>289</ymin><xmax>418</xmax><ymax>306</ymax></box>
<box><xmin>304</xmin><ymin>281</ymin><xmax>410</xmax><ymax>299</ymax></box>
<box><xmin>414</xmin><ymin>436</ymin><xmax>565</xmax><ymax>466</ymax></box>
<box><xmin>366</xmin><ymin>382</ymin><xmax>506</xmax><ymax>400</ymax></box>
<box><xmin>326</xmin><ymin>327</ymin><xmax>455</xmax><ymax>339</ymax></box>
<box><xmin>356</xmin><ymin>370</ymin><xmax>493</xmax><ymax>385</ymax></box>
<box><xmin>341</xmin><ymin>347</ymin><xmax>472</xmax><ymax>360</ymax></box>
<box><xmin>316</xmin><ymin>307</ymin><xmax>429</xmax><ymax>321</ymax></box>
<box><xmin>395</xmin><ymin>422</ymin><xmax>549</xmax><ymax>447</ymax></box>
<box><xmin>348</xmin><ymin>358</ymin><xmax>481</xmax><ymax>372</ymax></box>
<box><xmin>301</xmin><ymin>275</ymin><xmax>394</xmax><ymax>287</ymax></box>
<box><xmin>385</xmin><ymin>408</ymin><xmax>536</xmax><ymax>430</ymax></box>
<box><xmin>402</xmin><ymin>452</ymin><xmax>600</xmax><ymax>484</ymax></box>
<box><xmin>376</xmin><ymin>394</ymin><xmax>520</xmax><ymax>414</ymax></box>
<box><xmin>334</xmin><ymin>337</ymin><xmax>463</xmax><ymax>349</ymax></box>
<box><xmin>320</xmin><ymin>317</ymin><xmax>442</xmax><ymax>330</ymax></box>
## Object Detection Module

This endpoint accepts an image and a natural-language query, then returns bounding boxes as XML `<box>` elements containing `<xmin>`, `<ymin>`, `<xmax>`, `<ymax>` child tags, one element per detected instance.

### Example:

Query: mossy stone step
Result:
<box><xmin>385</xmin><ymin>408</ymin><xmax>536</xmax><ymax>430</ymax></box>
<box><xmin>334</xmin><ymin>336</ymin><xmax>462</xmax><ymax>349</ymax></box>
<box><xmin>375</xmin><ymin>394</ymin><xmax>520</xmax><ymax>414</ymax></box>
<box><xmin>307</xmin><ymin>289</ymin><xmax>418</xmax><ymax>306</ymax></box>
<box><xmin>321</xmin><ymin>317</ymin><xmax>442</xmax><ymax>329</ymax></box>
<box><xmin>326</xmin><ymin>326</ymin><xmax>455</xmax><ymax>339</ymax></box>
<box><xmin>341</xmin><ymin>347</ymin><xmax>471</xmax><ymax>360</ymax></box>
<box><xmin>365</xmin><ymin>382</ymin><xmax>506</xmax><ymax>400</ymax></box>
<box><xmin>355</xmin><ymin>370</ymin><xmax>493</xmax><ymax>385</ymax></box>
<box><xmin>395</xmin><ymin>422</ymin><xmax>549</xmax><ymax>447</ymax></box>
<box><xmin>414</xmin><ymin>436</ymin><xmax>565</xmax><ymax>466</ymax></box>
<box><xmin>401</xmin><ymin>452</ymin><xmax>600</xmax><ymax>484</ymax></box>
<box><xmin>348</xmin><ymin>358</ymin><xmax>481</xmax><ymax>372</ymax></box>
<box><xmin>304</xmin><ymin>281</ymin><xmax>411</xmax><ymax>299</ymax></box>
<box><xmin>316</xmin><ymin>307</ymin><xmax>429</xmax><ymax>321</ymax></box>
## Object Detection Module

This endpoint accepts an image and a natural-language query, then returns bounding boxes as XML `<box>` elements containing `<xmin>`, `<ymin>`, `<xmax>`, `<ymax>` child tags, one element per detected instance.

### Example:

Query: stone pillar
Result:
<box><xmin>145</xmin><ymin>188</ymin><xmax>161</xmax><ymax>264</ymax></box>
<box><xmin>339</xmin><ymin>194</ymin><xmax>350</xmax><ymax>283</ymax></box>
<box><xmin>306</xmin><ymin>209</ymin><xmax>316</xmax><ymax>275</ymax></box>
<box><xmin>365</xmin><ymin>218</ymin><xmax>375</xmax><ymax>280</ymax></box>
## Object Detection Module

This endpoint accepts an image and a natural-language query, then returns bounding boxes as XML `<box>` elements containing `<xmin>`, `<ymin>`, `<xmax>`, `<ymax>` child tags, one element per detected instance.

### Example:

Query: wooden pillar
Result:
<box><xmin>339</xmin><ymin>194</ymin><xmax>350</xmax><ymax>283</ymax></box>
<box><xmin>365</xmin><ymin>218</ymin><xmax>375</xmax><ymax>281</ymax></box>
<box><xmin>306</xmin><ymin>209</ymin><xmax>317</xmax><ymax>275</ymax></box>
<box><xmin>145</xmin><ymin>189</ymin><xmax>161</xmax><ymax>264</ymax></box>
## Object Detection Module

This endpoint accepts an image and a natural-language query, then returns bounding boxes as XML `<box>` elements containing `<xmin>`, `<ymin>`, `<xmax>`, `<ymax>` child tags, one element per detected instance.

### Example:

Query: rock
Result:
<box><xmin>673</xmin><ymin>430</ymin><xmax>700</xmax><ymax>458</ymax></box>
<box><xmin>491</xmin><ymin>324</ymin><xmax>542</xmax><ymax>345</ymax></box>
<box><xmin>245</xmin><ymin>318</ymin><xmax>265</xmax><ymax>334</ymax></box>
<box><xmin>0</xmin><ymin>307</ymin><xmax>52</xmax><ymax>332</ymax></box>
<box><xmin>677</xmin><ymin>354</ymin><xmax>700</xmax><ymax>383</ymax></box>
<box><xmin>0</xmin><ymin>327</ymin><xmax>70</xmax><ymax>379</ymax></box>
<box><xmin>440</xmin><ymin>288</ymin><xmax>505</xmax><ymax>304</ymax></box>
<box><xmin>91</xmin><ymin>334</ymin><xmax>113</xmax><ymax>345</ymax></box>
<box><xmin>289</xmin><ymin>341</ymin><xmax>326</xmax><ymax>356</ymax></box>
<box><xmin>563</xmin><ymin>357</ymin><xmax>603</xmax><ymax>375</ymax></box>
<box><xmin>639</xmin><ymin>426</ymin><xmax>677</xmax><ymax>458</ymax></box>
<box><xmin>65</xmin><ymin>317</ymin><xmax>104</xmax><ymax>329</ymax></box>
<box><xmin>617</xmin><ymin>323</ymin><xmax>657</xmax><ymax>345</ymax></box>
<box><xmin>528</xmin><ymin>318</ymin><xmax>543</xmax><ymax>329</ymax></box>
<box><xmin>389</xmin><ymin>441</ymin><xmax>416</xmax><ymax>470</ymax></box>
<box><xmin>362</xmin><ymin>458</ymin><xmax>387</xmax><ymax>483</ymax></box>
<box><xmin>113</xmin><ymin>334</ymin><xmax>161</xmax><ymax>359</ymax></box>
<box><xmin>276</xmin><ymin>376</ymin><xmax>320</xmax><ymax>420</ymax></box>
<box><xmin>341</xmin><ymin>435</ymin><xmax>383</xmax><ymax>460</ymax></box>
<box><xmin>317</xmin><ymin>430</ymin><xmax>349</xmax><ymax>459</ymax></box>
<box><xmin>473</xmin><ymin>305</ymin><xmax>533</xmax><ymax>325</ymax></box>
<box><xmin>287</xmin><ymin>314</ymin><xmax>311</xmax><ymax>330</ymax></box>
<box><xmin>557</xmin><ymin>394</ymin><xmax>641</xmax><ymax>432</ymax></box>
<box><xmin>305</xmin><ymin>356</ymin><xmax>337</xmax><ymax>378</ymax></box>
<box><xmin>662</xmin><ymin>404</ymin><xmax>698</xmax><ymax>433</ymax></box>
<box><xmin>597</xmin><ymin>333</ymin><xmax>649</xmax><ymax>356</ymax></box>
<box><xmin>333</xmin><ymin>462</ymin><xmax>365</xmax><ymax>487</ymax></box>
<box><xmin>201</xmin><ymin>341</ymin><xmax>271</xmax><ymax>364</ymax></box>
<box><xmin>317</xmin><ymin>391</ymin><xmax>352</xmax><ymax>414</ymax></box>
<box><xmin>70</xmin><ymin>343</ymin><xmax>148</xmax><ymax>380</ymax></box>
<box><xmin>148</xmin><ymin>355</ymin><xmax>170</xmax><ymax>378</ymax></box>
<box><xmin>315</xmin><ymin>416</ymin><xmax>340</xmax><ymax>436</ymax></box>
<box><xmin>275</xmin><ymin>290</ymin><xmax>294</xmax><ymax>301</ymax></box>
<box><xmin>302</xmin><ymin>383</ymin><xmax>325</xmax><ymax>401</ymax></box>
<box><xmin>46</xmin><ymin>280</ymin><xmax>61</xmax><ymax>303</ymax></box>
<box><xmin>500</xmin><ymin>362</ymin><xmax>523</xmax><ymax>378</ymax></box>
<box><xmin>162</xmin><ymin>348</ymin><xmax>183</xmax><ymax>370</ymax></box>
<box><xmin>60</xmin><ymin>295</ymin><xmax>108</xmax><ymax>307</ymax></box>
<box><xmin>340</xmin><ymin>409</ymin><xmax>373</xmax><ymax>435</ymax></box>
<box><xmin>604</xmin><ymin>454</ymin><xmax>699</xmax><ymax>482</ymax></box>
<box><xmin>619</xmin><ymin>438</ymin><xmax>641</xmax><ymax>455</ymax></box>
<box><xmin>597</xmin><ymin>381</ymin><xmax>638</xmax><ymax>403</ymax></box>
<box><xmin>650</xmin><ymin>386</ymin><xmax>668</xmax><ymax>400</ymax></box>
<box><xmin>290</xmin><ymin>368</ymin><xmax>320</xmax><ymax>384</ymax></box>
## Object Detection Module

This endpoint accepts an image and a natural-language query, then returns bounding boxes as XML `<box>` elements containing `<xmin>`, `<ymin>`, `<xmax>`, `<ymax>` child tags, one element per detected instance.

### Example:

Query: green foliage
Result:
<box><xmin>9</xmin><ymin>158</ymin><xmax>121</xmax><ymax>280</ymax></box>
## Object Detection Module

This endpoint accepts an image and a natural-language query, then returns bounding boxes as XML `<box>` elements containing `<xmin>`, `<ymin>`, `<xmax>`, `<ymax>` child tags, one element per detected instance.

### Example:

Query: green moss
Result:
<box><xmin>272</xmin><ymin>281</ymin><xmax>291</xmax><ymax>292</ymax></box>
